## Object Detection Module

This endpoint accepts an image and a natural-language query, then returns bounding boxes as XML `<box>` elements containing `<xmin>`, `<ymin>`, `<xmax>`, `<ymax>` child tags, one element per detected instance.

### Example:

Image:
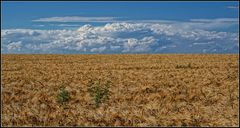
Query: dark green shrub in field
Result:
<box><xmin>57</xmin><ymin>86</ymin><xmax>70</xmax><ymax>104</ymax></box>
<box><xmin>176</xmin><ymin>63</ymin><xmax>192</xmax><ymax>69</ymax></box>
<box><xmin>87</xmin><ymin>80</ymin><xmax>112</xmax><ymax>107</ymax></box>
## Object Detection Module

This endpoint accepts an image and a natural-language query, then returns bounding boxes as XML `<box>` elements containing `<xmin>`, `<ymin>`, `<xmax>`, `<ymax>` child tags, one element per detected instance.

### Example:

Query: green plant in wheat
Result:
<box><xmin>176</xmin><ymin>63</ymin><xmax>192</xmax><ymax>69</ymax></box>
<box><xmin>87</xmin><ymin>79</ymin><xmax>111</xmax><ymax>107</ymax></box>
<box><xmin>57</xmin><ymin>86</ymin><xmax>70</xmax><ymax>105</ymax></box>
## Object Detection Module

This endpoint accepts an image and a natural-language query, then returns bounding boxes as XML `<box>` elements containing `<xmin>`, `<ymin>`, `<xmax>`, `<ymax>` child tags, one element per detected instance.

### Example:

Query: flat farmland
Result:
<box><xmin>1</xmin><ymin>54</ymin><xmax>239</xmax><ymax>126</ymax></box>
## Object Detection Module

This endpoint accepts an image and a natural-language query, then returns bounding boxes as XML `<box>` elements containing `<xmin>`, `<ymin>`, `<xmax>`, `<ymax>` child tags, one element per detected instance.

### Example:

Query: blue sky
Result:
<box><xmin>1</xmin><ymin>2</ymin><xmax>239</xmax><ymax>54</ymax></box>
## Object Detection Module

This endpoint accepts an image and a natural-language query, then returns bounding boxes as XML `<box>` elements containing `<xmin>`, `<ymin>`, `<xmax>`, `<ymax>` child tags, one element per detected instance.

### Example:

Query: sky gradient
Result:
<box><xmin>1</xmin><ymin>1</ymin><xmax>239</xmax><ymax>54</ymax></box>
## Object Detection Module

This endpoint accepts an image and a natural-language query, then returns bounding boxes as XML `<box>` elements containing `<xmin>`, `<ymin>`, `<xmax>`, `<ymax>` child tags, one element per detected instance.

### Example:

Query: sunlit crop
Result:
<box><xmin>1</xmin><ymin>54</ymin><xmax>239</xmax><ymax>126</ymax></box>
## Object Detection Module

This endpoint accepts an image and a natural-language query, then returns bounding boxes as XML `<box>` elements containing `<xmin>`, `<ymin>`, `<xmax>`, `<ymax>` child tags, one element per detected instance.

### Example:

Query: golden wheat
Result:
<box><xmin>1</xmin><ymin>54</ymin><xmax>239</xmax><ymax>126</ymax></box>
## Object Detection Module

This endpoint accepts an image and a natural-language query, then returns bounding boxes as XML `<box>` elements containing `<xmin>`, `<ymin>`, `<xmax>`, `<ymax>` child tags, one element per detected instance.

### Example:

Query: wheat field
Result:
<box><xmin>1</xmin><ymin>54</ymin><xmax>239</xmax><ymax>126</ymax></box>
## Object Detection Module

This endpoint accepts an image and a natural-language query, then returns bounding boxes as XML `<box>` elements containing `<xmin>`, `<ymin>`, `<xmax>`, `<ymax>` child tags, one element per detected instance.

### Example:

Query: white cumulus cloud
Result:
<box><xmin>7</xmin><ymin>41</ymin><xmax>22</xmax><ymax>51</ymax></box>
<box><xmin>227</xmin><ymin>6</ymin><xmax>239</xmax><ymax>9</ymax></box>
<box><xmin>33</xmin><ymin>16</ymin><xmax>117</xmax><ymax>22</ymax></box>
<box><xmin>1</xmin><ymin>22</ymin><xmax>239</xmax><ymax>54</ymax></box>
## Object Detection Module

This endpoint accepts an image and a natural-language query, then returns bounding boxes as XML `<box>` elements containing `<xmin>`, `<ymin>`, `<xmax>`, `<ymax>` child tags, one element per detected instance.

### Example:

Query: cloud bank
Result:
<box><xmin>1</xmin><ymin>22</ymin><xmax>239</xmax><ymax>54</ymax></box>
<box><xmin>33</xmin><ymin>16</ymin><xmax>117</xmax><ymax>23</ymax></box>
<box><xmin>227</xmin><ymin>6</ymin><xmax>239</xmax><ymax>9</ymax></box>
